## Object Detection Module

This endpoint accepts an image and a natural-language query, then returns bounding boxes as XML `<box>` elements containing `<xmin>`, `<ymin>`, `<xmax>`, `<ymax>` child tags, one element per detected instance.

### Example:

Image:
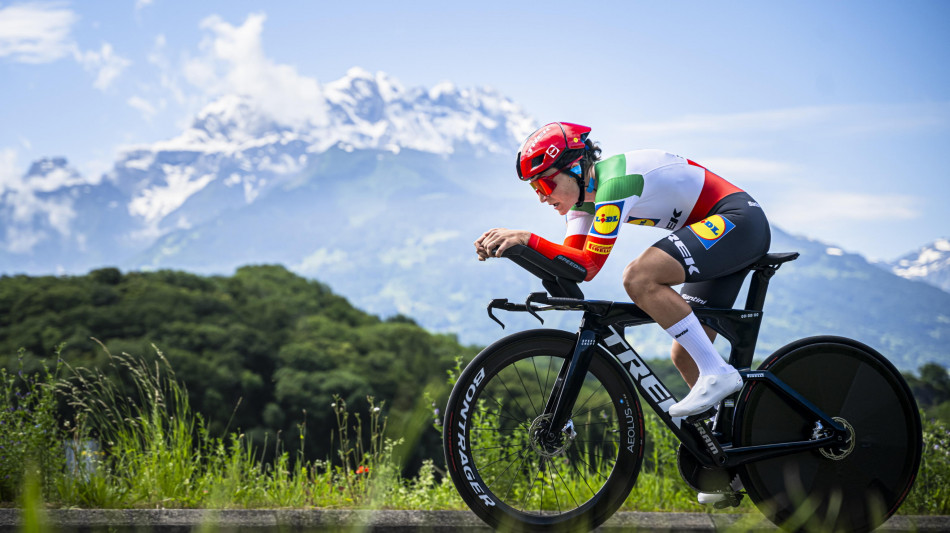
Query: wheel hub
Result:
<box><xmin>813</xmin><ymin>417</ymin><xmax>855</xmax><ymax>460</ymax></box>
<box><xmin>528</xmin><ymin>414</ymin><xmax>577</xmax><ymax>458</ymax></box>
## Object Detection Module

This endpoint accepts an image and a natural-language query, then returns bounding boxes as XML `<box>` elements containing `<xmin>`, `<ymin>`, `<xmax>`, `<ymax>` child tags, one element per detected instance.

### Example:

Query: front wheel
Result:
<box><xmin>734</xmin><ymin>336</ymin><xmax>922</xmax><ymax>533</ymax></box>
<box><xmin>443</xmin><ymin>329</ymin><xmax>645</xmax><ymax>532</ymax></box>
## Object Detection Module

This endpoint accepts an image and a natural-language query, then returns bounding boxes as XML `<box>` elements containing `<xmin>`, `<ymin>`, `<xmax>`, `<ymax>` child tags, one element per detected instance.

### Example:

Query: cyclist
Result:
<box><xmin>475</xmin><ymin>122</ymin><xmax>771</xmax><ymax>423</ymax></box>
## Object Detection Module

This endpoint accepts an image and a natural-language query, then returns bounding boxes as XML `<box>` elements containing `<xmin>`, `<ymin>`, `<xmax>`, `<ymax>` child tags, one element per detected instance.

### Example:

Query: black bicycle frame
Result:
<box><xmin>488</xmin><ymin>260</ymin><xmax>851</xmax><ymax>470</ymax></box>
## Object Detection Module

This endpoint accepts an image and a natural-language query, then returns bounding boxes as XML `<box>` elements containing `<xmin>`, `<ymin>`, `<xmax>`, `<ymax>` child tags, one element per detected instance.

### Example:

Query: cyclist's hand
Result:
<box><xmin>475</xmin><ymin>228</ymin><xmax>531</xmax><ymax>260</ymax></box>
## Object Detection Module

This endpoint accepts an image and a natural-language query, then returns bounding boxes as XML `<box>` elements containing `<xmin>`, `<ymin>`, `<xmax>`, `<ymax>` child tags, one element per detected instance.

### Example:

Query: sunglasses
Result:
<box><xmin>528</xmin><ymin>164</ymin><xmax>582</xmax><ymax>196</ymax></box>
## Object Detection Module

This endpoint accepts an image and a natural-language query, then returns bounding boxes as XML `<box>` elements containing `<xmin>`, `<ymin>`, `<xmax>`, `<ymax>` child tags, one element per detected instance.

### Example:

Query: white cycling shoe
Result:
<box><xmin>698</xmin><ymin>475</ymin><xmax>744</xmax><ymax>507</ymax></box>
<box><xmin>669</xmin><ymin>369</ymin><xmax>743</xmax><ymax>418</ymax></box>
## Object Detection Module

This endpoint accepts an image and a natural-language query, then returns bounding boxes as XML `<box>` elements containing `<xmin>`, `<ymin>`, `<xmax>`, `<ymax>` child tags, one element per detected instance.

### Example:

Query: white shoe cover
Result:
<box><xmin>698</xmin><ymin>492</ymin><xmax>728</xmax><ymax>504</ymax></box>
<box><xmin>669</xmin><ymin>369</ymin><xmax>743</xmax><ymax>417</ymax></box>
<box><xmin>698</xmin><ymin>475</ymin><xmax>744</xmax><ymax>505</ymax></box>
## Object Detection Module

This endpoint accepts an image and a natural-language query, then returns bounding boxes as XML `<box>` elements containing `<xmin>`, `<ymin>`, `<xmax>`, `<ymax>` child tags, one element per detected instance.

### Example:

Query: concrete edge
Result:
<box><xmin>0</xmin><ymin>509</ymin><xmax>946</xmax><ymax>531</ymax></box>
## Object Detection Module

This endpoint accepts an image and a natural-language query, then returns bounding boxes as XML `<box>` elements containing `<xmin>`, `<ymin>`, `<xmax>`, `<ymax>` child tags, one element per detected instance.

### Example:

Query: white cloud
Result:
<box><xmin>379</xmin><ymin>231</ymin><xmax>461</xmax><ymax>268</ymax></box>
<box><xmin>2</xmin><ymin>188</ymin><xmax>77</xmax><ymax>252</ymax></box>
<box><xmin>0</xmin><ymin>4</ymin><xmax>131</xmax><ymax>90</ymax></box>
<box><xmin>769</xmin><ymin>191</ymin><xmax>919</xmax><ymax>227</ymax></box>
<box><xmin>293</xmin><ymin>248</ymin><xmax>350</xmax><ymax>275</ymax></box>
<box><xmin>0</xmin><ymin>2</ymin><xmax>77</xmax><ymax>63</ymax></box>
<box><xmin>622</xmin><ymin>102</ymin><xmax>950</xmax><ymax>138</ymax></box>
<box><xmin>135</xmin><ymin>0</ymin><xmax>155</xmax><ymax>10</ymax></box>
<box><xmin>128</xmin><ymin>95</ymin><xmax>159</xmax><ymax>120</ymax></box>
<box><xmin>4</xmin><ymin>225</ymin><xmax>45</xmax><ymax>253</ymax></box>
<box><xmin>183</xmin><ymin>13</ymin><xmax>328</xmax><ymax>127</ymax></box>
<box><xmin>699</xmin><ymin>157</ymin><xmax>797</xmax><ymax>183</ymax></box>
<box><xmin>73</xmin><ymin>42</ymin><xmax>131</xmax><ymax>90</ymax></box>
<box><xmin>0</xmin><ymin>147</ymin><xmax>21</xmax><ymax>192</ymax></box>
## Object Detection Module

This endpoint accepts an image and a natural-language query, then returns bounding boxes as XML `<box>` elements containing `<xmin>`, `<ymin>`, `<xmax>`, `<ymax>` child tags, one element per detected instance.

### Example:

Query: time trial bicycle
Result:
<box><xmin>443</xmin><ymin>244</ymin><xmax>921</xmax><ymax>532</ymax></box>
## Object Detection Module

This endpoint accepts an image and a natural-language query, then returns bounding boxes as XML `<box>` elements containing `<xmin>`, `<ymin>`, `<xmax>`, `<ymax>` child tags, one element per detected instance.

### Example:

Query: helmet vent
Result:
<box><xmin>530</xmin><ymin>155</ymin><xmax>545</xmax><ymax>169</ymax></box>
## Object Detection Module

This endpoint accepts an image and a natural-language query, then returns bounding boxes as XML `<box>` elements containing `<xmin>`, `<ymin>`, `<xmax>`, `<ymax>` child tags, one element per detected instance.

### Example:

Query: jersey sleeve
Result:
<box><xmin>527</xmin><ymin>199</ymin><xmax>627</xmax><ymax>282</ymax></box>
<box><xmin>563</xmin><ymin>204</ymin><xmax>594</xmax><ymax>250</ymax></box>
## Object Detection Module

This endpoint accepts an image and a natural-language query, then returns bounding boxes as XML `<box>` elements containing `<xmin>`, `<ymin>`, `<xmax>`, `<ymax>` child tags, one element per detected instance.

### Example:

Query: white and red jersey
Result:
<box><xmin>528</xmin><ymin>150</ymin><xmax>743</xmax><ymax>280</ymax></box>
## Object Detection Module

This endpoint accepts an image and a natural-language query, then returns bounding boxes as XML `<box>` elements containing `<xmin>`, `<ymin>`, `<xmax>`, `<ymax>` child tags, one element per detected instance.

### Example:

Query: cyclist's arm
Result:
<box><xmin>563</xmin><ymin>206</ymin><xmax>594</xmax><ymax>250</ymax></box>
<box><xmin>527</xmin><ymin>200</ymin><xmax>625</xmax><ymax>282</ymax></box>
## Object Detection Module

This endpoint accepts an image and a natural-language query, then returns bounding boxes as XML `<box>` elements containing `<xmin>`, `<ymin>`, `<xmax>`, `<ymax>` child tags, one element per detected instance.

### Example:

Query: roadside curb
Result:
<box><xmin>0</xmin><ymin>509</ymin><xmax>947</xmax><ymax>531</ymax></box>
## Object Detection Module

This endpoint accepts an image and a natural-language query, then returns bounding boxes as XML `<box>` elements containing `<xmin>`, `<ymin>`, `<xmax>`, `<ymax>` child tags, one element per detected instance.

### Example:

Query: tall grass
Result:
<box><xmin>0</xmin><ymin>345</ymin><xmax>948</xmax><ymax>517</ymax></box>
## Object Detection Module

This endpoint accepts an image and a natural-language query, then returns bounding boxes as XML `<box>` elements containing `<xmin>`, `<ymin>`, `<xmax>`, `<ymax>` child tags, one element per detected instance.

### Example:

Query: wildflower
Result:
<box><xmin>373</xmin><ymin>407</ymin><xmax>380</xmax><ymax>413</ymax></box>
<box><xmin>355</xmin><ymin>465</ymin><xmax>369</xmax><ymax>475</ymax></box>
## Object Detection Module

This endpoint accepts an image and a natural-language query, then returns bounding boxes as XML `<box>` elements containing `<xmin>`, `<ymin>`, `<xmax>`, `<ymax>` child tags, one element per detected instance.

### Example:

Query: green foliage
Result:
<box><xmin>0</xmin><ymin>348</ymin><xmax>64</xmax><ymax>502</ymax></box>
<box><xmin>0</xmin><ymin>265</ymin><xmax>478</xmax><ymax>468</ymax></box>
<box><xmin>904</xmin><ymin>362</ymin><xmax>950</xmax><ymax>424</ymax></box>
<box><xmin>41</xmin><ymin>346</ymin><xmax>465</xmax><ymax>509</ymax></box>
<box><xmin>0</xmin><ymin>346</ymin><xmax>948</xmax><ymax>517</ymax></box>
<box><xmin>901</xmin><ymin>417</ymin><xmax>950</xmax><ymax>514</ymax></box>
<box><xmin>2</xmin><ymin>265</ymin><xmax>948</xmax><ymax>516</ymax></box>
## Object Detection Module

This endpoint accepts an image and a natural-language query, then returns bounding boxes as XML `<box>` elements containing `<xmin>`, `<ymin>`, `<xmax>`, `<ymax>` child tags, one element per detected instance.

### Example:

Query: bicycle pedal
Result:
<box><xmin>685</xmin><ymin>408</ymin><xmax>717</xmax><ymax>424</ymax></box>
<box><xmin>713</xmin><ymin>492</ymin><xmax>743</xmax><ymax>509</ymax></box>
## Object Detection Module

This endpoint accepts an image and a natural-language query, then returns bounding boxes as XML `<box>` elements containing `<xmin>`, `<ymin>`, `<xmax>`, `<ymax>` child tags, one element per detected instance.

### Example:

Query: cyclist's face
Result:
<box><xmin>534</xmin><ymin>169</ymin><xmax>578</xmax><ymax>215</ymax></box>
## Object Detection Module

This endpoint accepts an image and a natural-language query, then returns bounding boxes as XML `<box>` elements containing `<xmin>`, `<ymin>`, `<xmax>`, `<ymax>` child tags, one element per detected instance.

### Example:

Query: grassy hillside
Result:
<box><xmin>0</xmin><ymin>265</ymin><xmax>477</xmax><ymax>467</ymax></box>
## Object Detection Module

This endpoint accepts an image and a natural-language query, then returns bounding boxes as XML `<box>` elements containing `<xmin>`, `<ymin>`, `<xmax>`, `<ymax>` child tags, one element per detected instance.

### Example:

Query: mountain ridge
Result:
<box><xmin>881</xmin><ymin>238</ymin><xmax>950</xmax><ymax>294</ymax></box>
<box><xmin>1</xmin><ymin>67</ymin><xmax>947</xmax><ymax>372</ymax></box>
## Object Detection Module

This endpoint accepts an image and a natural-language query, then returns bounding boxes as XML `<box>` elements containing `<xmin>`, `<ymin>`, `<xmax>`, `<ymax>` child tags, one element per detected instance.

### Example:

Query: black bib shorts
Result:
<box><xmin>652</xmin><ymin>192</ymin><xmax>771</xmax><ymax>309</ymax></box>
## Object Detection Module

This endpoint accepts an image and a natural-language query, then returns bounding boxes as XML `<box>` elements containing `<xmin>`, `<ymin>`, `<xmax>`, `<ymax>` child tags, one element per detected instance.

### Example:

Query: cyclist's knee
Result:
<box><xmin>623</xmin><ymin>258</ymin><xmax>663</xmax><ymax>300</ymax></box>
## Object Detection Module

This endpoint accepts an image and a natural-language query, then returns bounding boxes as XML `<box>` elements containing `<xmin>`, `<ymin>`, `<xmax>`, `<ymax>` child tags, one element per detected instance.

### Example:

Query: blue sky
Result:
<box><xmin>1</xmin><ymin>0</ymin><xmax>948</xmax><ymax>261</ymax></box>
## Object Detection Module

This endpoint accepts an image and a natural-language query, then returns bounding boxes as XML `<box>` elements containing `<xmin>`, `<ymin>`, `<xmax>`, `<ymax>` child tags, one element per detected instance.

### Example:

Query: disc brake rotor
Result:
<box><xmin>814</xmin><ymin>417</ymin><xmax>856</xmax><ymax>460</ymax></box>
<box><xmin>528</xmin><ymin>414</ymin><xmax>577</xmax><ymax>458</ymax></box>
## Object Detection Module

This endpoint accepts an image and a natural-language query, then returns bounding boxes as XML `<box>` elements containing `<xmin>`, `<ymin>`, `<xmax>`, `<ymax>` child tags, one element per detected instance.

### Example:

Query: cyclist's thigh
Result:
<box><xmin>680</xmin><ymin>269</ymin><xmax>749</xmax><ymax>308</ymax></box>
<box><xmin>652</xmin><ymin>192</ymin><xmax>770</xmax><ymax>283</ymax></box>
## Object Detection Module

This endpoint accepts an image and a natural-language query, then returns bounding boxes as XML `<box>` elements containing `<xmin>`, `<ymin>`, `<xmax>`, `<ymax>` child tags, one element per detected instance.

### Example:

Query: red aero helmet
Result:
<box><xmin>516</xmin><ymin>122</ymin><xmax>591</xmax><ymax>181</ymax></box>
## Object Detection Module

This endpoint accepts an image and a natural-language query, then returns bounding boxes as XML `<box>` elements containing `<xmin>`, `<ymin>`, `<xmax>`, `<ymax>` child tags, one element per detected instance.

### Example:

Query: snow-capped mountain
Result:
<box><xmin>884</xmin><ymin>238</ymin><xmax>950</xmax><ymax>294</ymax></box>
<box><xmin>110</xmin><ymin>67</ymin><xmax>534</xmax><ymax>240</ymax></box>
<box><xmin>1</xmin><ymin>68</ymin><xmax>535</xmax><ymax>266</ymax></box>
<box><xmin>2</xmin><ymin>67</ymin><xmax>949</xmax><ymax>372</ymax></box>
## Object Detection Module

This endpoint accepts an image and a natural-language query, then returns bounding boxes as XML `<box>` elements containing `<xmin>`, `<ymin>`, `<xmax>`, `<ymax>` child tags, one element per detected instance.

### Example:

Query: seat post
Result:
<box><xmin>744</xmin><ymin>266</ymin><xmax>777</xmax><ymax>312</ymax></box>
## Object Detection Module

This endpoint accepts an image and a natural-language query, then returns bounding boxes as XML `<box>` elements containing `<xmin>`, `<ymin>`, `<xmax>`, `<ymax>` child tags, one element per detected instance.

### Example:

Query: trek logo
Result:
<box><xmin>602</xmin><ymin>327</ymin><xmax>685</xmax><ymax>428</ymax></box>
<box><xmin>747</xmin><ymin>373</ymin><xmax>765</xmax><ymax>379</ymax></box>
<box><xmin>666</xmin><ymin>233</ymin><xmax>700</xmax><ymax>276</ymax></box>
<box><xmin>666</xmin><ymin>209</ymin><xmax>683</xmax><ymax>230</ymax></box>
<box><xmin>523</xmin><ymin>125</ymin><xmax>555</xmax><ymax>154</ymax></box>
<box><xmin>688</xmin><ymin>215</ymin><xmax>735</xmax><ymax>250</ymax></box>
<box><xmin>592</xmin><ymin>203</ymin><xmax>623</xmax><ymax>236</ymax></box>
<box><xmin>455</xmin><ymin>367</ymin><xmax>495</xmax><ymax>507</ymax></box>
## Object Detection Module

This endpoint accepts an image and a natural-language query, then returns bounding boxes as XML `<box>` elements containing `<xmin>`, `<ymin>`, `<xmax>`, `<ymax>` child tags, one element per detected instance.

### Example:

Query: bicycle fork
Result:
<box><xmin>537</xmin><ymin>328</ymin><xmax>599</xmax><ymax>446</ymax></box>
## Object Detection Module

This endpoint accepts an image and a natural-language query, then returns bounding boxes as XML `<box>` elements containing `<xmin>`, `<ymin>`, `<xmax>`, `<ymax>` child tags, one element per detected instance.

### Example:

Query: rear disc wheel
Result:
<box><xmin>734</xmin><ymin>337</ymin><xmax>922</xmax><ymax>532</ymax></box>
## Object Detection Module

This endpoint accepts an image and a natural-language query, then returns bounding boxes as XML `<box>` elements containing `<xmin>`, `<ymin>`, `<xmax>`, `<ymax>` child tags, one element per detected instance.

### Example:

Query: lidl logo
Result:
<box><xmin>688</xmin><ymin>215</ymin><xmax>735</xmax><ymax>250</ymax></box>
<box><xmin>585</xmin><ymin>241</ymin><xmax>613</xmax><ymax>255</ymax></box>
<box><xmin>627</xmin><ymin>217</ymin><xmax>659</xmax><ymax>227</ymax></box>
<box><xmin>592</xmin><ymin>203</ymin><xmax>622</xmax><ymax>236</ymax></box>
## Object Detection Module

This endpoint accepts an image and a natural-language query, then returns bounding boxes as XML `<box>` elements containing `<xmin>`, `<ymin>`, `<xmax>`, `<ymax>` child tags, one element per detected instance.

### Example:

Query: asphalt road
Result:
<box><xmin>1</xmin><ymin>509</ymin><xmax>948</xmax><ymax>532</ymax></box>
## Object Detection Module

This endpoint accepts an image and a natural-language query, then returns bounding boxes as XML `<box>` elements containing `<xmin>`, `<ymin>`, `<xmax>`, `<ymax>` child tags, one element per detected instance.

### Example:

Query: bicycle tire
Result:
<box><xmin>443</xmin><ymin>329</ymin><xmax>645</xmax><ymax>532</ymax></box>
<box><xmin>733</xmin><ymin>336</ymin><xmax>922</xmax><ymax>533</ymax></box>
